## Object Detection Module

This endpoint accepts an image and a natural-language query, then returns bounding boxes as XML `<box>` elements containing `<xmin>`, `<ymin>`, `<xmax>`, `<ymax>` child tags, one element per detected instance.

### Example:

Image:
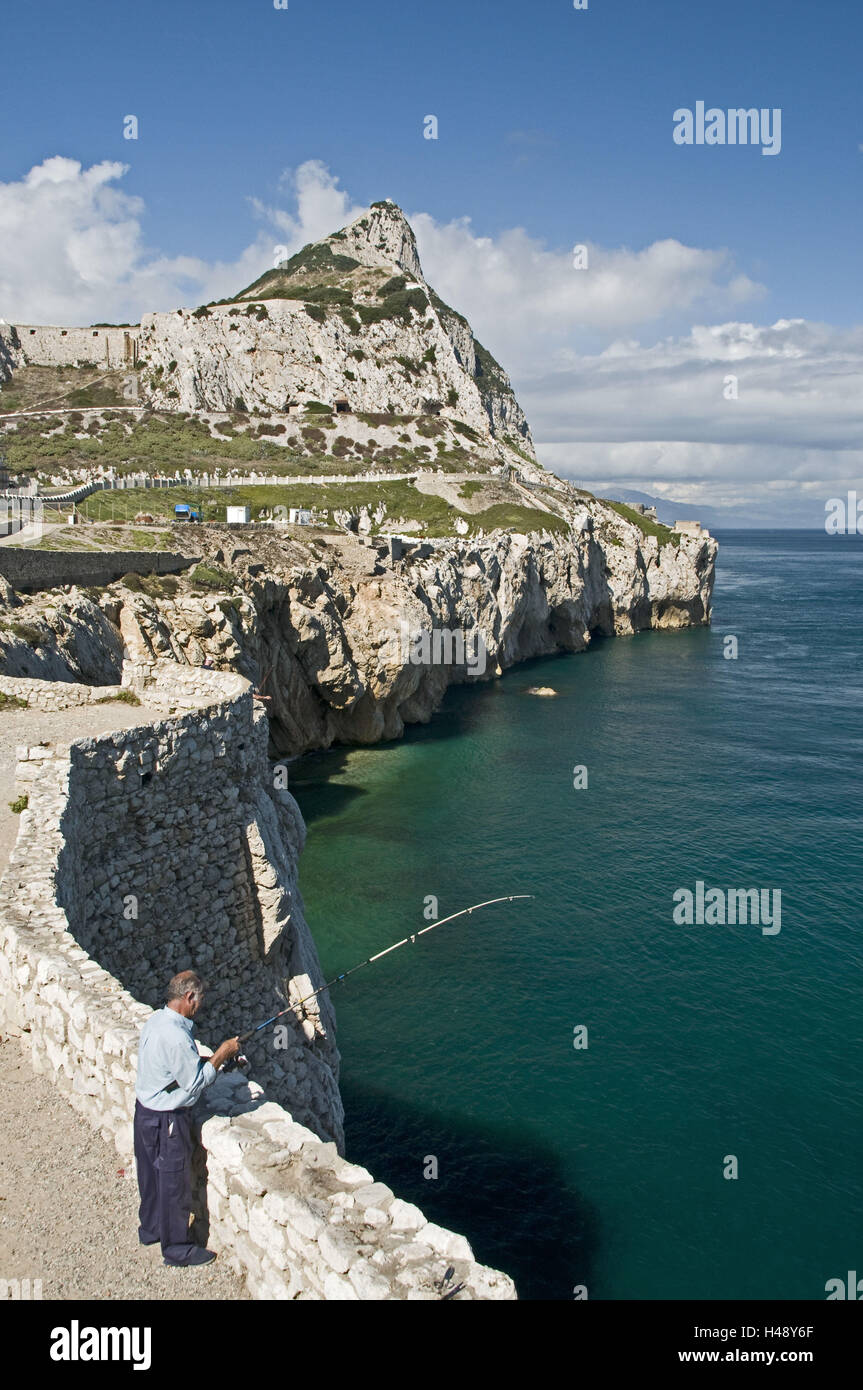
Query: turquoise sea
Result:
<box><xmin>292</xmin><ymin>531</ymin><xmax>863</xmax><ymax>1300</ymax></box>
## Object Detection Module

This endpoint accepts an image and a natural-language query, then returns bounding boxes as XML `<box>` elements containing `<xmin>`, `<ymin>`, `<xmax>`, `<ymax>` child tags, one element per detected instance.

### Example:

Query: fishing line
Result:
<box><xmin>234</xmin><ymin>894</ymin><xmax>534</xmax><ymax>1046</ymax></box>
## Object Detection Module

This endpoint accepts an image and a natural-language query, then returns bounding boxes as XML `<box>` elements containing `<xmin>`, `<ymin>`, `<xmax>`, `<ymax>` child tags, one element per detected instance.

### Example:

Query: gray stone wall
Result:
<box><xmin>9</xmin><ymin>324</ymin><xmax>140</xmax><ymax>369</ymax></box>
<box><xmin>0</xmin><ymin>549</ymin><xmax>196</xmax><ymax>595</ymax></box>
<box><xmin>0</xmin><ymin>665</ymin><xmax>517</xmax><ymax>1297</ymax></box>
<box><xmin>0</xmin><ymin>674</ymin><xmax>126</xmax><ymax>711</ymax></box>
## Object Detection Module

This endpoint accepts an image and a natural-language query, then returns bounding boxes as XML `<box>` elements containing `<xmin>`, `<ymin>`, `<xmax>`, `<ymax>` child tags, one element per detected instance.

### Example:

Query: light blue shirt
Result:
<box><xmin>135</xmin><ymin>1006</ymin><xmax>217</xmax><ymax>1110</ymax></box>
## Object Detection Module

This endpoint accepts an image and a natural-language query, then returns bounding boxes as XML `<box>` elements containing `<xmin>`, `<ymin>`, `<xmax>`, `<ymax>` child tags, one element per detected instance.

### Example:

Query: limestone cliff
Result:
<box><xmin>0</xmin><ymin>499</ymin><xmax>717</xmax><ymax>757</ymax></box>
<box><xmin>0</xmin><ymin>323</ymin><xmax>20</xmax><ymax>384</ymax></box>
<box><xmin>136</xmin><ymin>202</ymin><xmax>533</xmax><ymax>459</ymax></box>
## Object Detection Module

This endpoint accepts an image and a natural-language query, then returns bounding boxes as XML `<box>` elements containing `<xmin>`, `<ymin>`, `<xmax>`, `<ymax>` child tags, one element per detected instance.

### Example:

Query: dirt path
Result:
<box><xmin>0</xmin><ymin>1039</ymin><xmax>247</xmax><ymax>1300</ymax></box>
<box><xmin>0</xmin><ymin>702</ymin><xmax>248</xmax><ymax>1301</ymax></box>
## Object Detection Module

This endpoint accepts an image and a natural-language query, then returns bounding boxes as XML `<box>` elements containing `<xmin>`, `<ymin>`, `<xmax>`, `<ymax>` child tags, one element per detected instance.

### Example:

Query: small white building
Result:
<box><xmin>674</xmin><ymin>520</ymin><xmax>703</xmax><ymax>535</ymax></box>
<box><xmin>227</xmin><ymin>505</ymin><xmax>251</xmax><ymax>525</ymax></box>
<box><xmin>289</xmin><ymin>508</ymin><xmax>312</xmax><ymax>525</ymax></box>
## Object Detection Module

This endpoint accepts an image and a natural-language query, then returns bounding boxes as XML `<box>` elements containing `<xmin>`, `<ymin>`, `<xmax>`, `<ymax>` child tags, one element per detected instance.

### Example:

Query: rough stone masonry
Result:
<box><xmin>0</xmin><ymin>663</ymin><xmax>515</xmax><ymax>1299</ymax></box>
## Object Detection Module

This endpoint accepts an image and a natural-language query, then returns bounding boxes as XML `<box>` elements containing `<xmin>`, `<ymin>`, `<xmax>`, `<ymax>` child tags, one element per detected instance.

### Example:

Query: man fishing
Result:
<box><xmin>134</xmin><ymin>970</ymin><xmax>240</xmax><ymax>1267</ymax></box>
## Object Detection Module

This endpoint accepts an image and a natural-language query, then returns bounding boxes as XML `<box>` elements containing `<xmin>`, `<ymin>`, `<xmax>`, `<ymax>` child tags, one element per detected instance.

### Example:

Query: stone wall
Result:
<box><xmin>0</xmin><ymin>668</ymin><xmax>515</xmax><ymax>1298</ymax></box>
<box><xmin>0</xmin><ymin>662</ymin><xmax>248</xmax><ymax>715</ymax></box>
<box><xmin>0</xmin><ymin>548</ymin><xmax>196</xmax><ymax>595</ymax></box>
<box><xmin>9</xmin><ymin>325</ymin><xmax>140</xmax><ymax>369</ymax></box>
<box><xmin>0</xmin><ymin>674</ymin><xmax>126</xmax><ymax>711</ymax></box>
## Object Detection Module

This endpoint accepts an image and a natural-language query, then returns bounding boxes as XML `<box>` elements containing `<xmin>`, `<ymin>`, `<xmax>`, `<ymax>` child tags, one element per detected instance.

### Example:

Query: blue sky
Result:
<box><xmin>1</xmin><ymin>0</ymin><xmax>861</xmax><ymax>520</ymax></box>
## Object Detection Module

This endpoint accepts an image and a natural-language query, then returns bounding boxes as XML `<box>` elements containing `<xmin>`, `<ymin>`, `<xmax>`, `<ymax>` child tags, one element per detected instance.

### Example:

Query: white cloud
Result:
<box><xmin>521</xmin><ymin>318</ymin><xmax>863</xmax><ymax>516</ymax></box>
<box><xmin>410</xmin><ymin>212</ymin><xmax>765</xmax><ymax>369</ymax></box>
<box><xmin>250</xmin><ymin>160</ymin><xmax>368</xmax><ymax>253</ymax></box>
<box><xmin>0</xmin><ymin>156</ymin><xmax>363</xmax><ymax>325</ymax></box>
<box><xmin>1</xmin><ymin>156</ymin><xmax>860</xmax><ymax>518</ymax></box>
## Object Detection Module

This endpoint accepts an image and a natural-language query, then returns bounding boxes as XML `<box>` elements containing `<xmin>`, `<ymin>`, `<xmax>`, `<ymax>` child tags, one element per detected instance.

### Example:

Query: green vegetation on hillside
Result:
<box><xmin>0</xmin><ymin>365</ymin><xmax>132</xmax><ymax>415</ymax></box>
<box><xmin>78</xmin><ymin>481</ymin><xmax>567</xmax><ymax>539</ymax></box>
<box><xmin>232</xmin><ymin>243</ymin><xmax>362</xmax><ymax>302</ymax></box>
<box><xmin>603</xmin><ymin>500</ymin><xmax>679</xmax><ymax>547</ymax></box>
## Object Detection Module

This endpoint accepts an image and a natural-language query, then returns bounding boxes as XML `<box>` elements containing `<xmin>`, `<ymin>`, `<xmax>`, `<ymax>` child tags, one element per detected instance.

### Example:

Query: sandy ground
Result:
<box><xmin>0</xmin><ymin>702</ymin><xmax>248</xmax><ymax>1301</ymax></box>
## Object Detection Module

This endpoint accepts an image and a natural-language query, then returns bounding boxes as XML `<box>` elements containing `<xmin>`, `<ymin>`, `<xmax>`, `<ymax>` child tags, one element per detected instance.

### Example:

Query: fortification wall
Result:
<box><xmin>0</xmin><ymin>674</ymin><xmax>126</xmax><ymax>711</ymax></box>
<box><xmin>10</xmin><ymin>325</ymin><xmax>139</xmax><ymax>369</ymax></box>
<box><xmin>0</xmin><ymin>548</ymin><xmax>196</xmax><ymax>595</ymax></box>
<box><xmin>0</xmin><ymin>663</ymin><xmax>246</xmax><ymax>716</ymax></box>
<box><xmin>0</xmin><ymin>666</ymin><xmax>515</xmax><ymax>1299</ymax></box>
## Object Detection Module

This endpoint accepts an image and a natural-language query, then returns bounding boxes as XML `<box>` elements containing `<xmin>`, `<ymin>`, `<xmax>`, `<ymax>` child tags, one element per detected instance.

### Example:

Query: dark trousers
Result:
<box><xmin>133</xmin><ymin>1100</ymin><xmax>199</xmax><ymax>1264</ymax></box>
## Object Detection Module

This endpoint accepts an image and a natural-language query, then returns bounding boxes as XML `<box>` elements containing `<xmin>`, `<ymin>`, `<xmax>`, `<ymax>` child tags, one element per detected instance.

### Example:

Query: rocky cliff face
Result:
<box><xmin>0</xmin><ymin>324</ymin><xmax>20</xmax><ymax>384</ymax></box>
<box><xmin>136</xmin><ymin>202</ymin><xmax>533</xmax><ymax>458</ymax></box>
<box><xmin>0</xmin><ymin>502</ymin><xmax>717</xmax><ymax>757</ymax></box>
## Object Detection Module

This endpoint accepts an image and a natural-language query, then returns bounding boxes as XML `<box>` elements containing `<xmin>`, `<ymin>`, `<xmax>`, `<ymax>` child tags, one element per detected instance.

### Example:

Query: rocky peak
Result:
<box><xmin>334</xmin><ymin>201</ymin><xmax>424</xmax><ymax>282</ymax></box>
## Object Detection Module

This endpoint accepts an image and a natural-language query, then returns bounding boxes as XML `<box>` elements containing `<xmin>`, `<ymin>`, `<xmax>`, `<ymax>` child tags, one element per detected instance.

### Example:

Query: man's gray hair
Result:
<box><xmin>166</xmin><ymin>970</ymin><xmax>206</xmax><ymax>1003</ymax></box>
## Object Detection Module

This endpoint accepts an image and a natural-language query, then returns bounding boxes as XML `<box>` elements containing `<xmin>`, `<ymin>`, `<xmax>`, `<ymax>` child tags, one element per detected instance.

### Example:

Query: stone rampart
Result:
<box><xmin>0</xmin><ymin>667</ymin><xmax>515</xmax><ymax>1299</ymax></box>
<box><xmin>10</xmin><ymin>325</ymin><xmax>139</xmax><ymax>369</ymax></box>
<box><xmin>0</xmin><ymin>548</ymin><xmax>196</xmax><ymax>595</ymax></box>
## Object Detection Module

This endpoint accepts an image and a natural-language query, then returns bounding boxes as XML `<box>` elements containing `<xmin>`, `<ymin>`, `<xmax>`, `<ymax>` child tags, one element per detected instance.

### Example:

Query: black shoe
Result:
<box><xmin>163</xmin><ymin>1247</ymin><xmax>217</xmax><ymax>1268</ymax></box>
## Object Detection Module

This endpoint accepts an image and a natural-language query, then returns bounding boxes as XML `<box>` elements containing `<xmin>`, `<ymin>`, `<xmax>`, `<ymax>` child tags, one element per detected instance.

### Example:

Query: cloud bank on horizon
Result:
<box><xmin>1</xmin><ymin>155</ymin><xmax>859</xmax><ymax>522</ymax></box>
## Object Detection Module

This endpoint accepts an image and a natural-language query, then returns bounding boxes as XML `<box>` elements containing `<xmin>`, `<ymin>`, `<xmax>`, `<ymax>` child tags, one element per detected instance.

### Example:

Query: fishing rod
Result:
<box><xmin>232</xmin><ymin>895</ymin><xmax>534</xmax><ymax>1049</ymax></box>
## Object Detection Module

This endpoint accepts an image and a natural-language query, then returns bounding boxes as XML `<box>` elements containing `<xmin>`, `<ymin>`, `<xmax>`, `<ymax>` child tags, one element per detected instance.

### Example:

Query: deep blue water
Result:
<box><xmin>292</xmin><ymin>531</ymin><xmax>863</xmax><ymax>1300</ymax></box>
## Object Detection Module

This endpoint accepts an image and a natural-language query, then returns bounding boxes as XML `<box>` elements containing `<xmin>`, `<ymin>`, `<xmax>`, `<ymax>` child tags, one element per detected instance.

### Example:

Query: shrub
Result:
<box><xmin>350</xmin><ymin>348</ymin><xmax>365</xmax><ymax>361</ymax></box>
<box><xmin>234</xmin><ymin>397</ymin><xmax>248</xmax><ymax>413</ymax></box>
<box><xmin>452</xmin><ymin>419</ymin><xmax>480</xmax><ymax>442</ymax></box>
<box><xmin>9</xmin><ymin>795</ymin><xmax>28</xmax><ymax>814</ymax></box>
<box><xmin>95</xmin><ymin>689</ymin><xmax>141</xmax><ymax>706</ymax></box>
<box><xmin>167</xmin><ymin>360</ymin><xmax>178</xmax><ymax>373</ymax></box>
<box><xmin>344</xmin><ymin>370</ymin><xmax>355</xmax><ymax>382</ymax></box>
<box><xmin>378</xmin><ymin>275</ymin><xmax>407</xmax><ymax>298</ymax></box>
<box><xmin>192</xmin><ymin>305</ymin><xmax>211</xmax><ymax>319</ymax></box>
<box><xmin>10</xmin><ymin>622</ymin><xmax>45</xmax><ymax>647</ymax></box>
<box><xmin>447</xmin><ymin>387</ymin><xmax>459</xmax><ymax>407</ymax></box>
<box><xmin>190</xmin><ymin>563</ymin><xmax>234</xmax><ymax>591</ymax></box>
<box><xmin>416</xmin><ymin>417</ymin><xmax>446</xmax><ymax>438</ymax></box>
<box><xmin>357</xmin><ymin>412</ymin><xmax>411</xmax><ymax>427</ymax></box>
<box><xmin>304</xmin><ymin>303</ymin><xmax>326</xmax><ymax>324</ymax></box>
<box><xmin>0</xmin><ymin>692</ymin><xmax>28</xmax><ymax>711</ymax></box>
<box><xmin>304</xmin><ymin>401</ymin><xmax>333</xmax><ymax>414</ymax></box>
<box><xmin>357</xmin><ymin>288</ymin><xmax>428</xmax><ymax>327</ymax></box>
<box><xmin>339</xmin><ymin>308</ymin><xmax>362</xmax><ymax>335</ymax></box>
<box><xmin>271</xmin><ymin>242</ymin><xmax>359</xmax><ymax>279</ymax></box>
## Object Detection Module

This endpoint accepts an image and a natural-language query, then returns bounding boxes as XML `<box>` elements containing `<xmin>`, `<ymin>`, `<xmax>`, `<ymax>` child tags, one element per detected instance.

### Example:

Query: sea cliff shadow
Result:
<box><xmin>292</xmin><ymin>652</ymin><xmax>588</xmax><ymax>828</ymax></box>
<box><xmin>340</xmin><ymin>1076</ymin><xmax>598</xmax><ymax>1302</ymax></box>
